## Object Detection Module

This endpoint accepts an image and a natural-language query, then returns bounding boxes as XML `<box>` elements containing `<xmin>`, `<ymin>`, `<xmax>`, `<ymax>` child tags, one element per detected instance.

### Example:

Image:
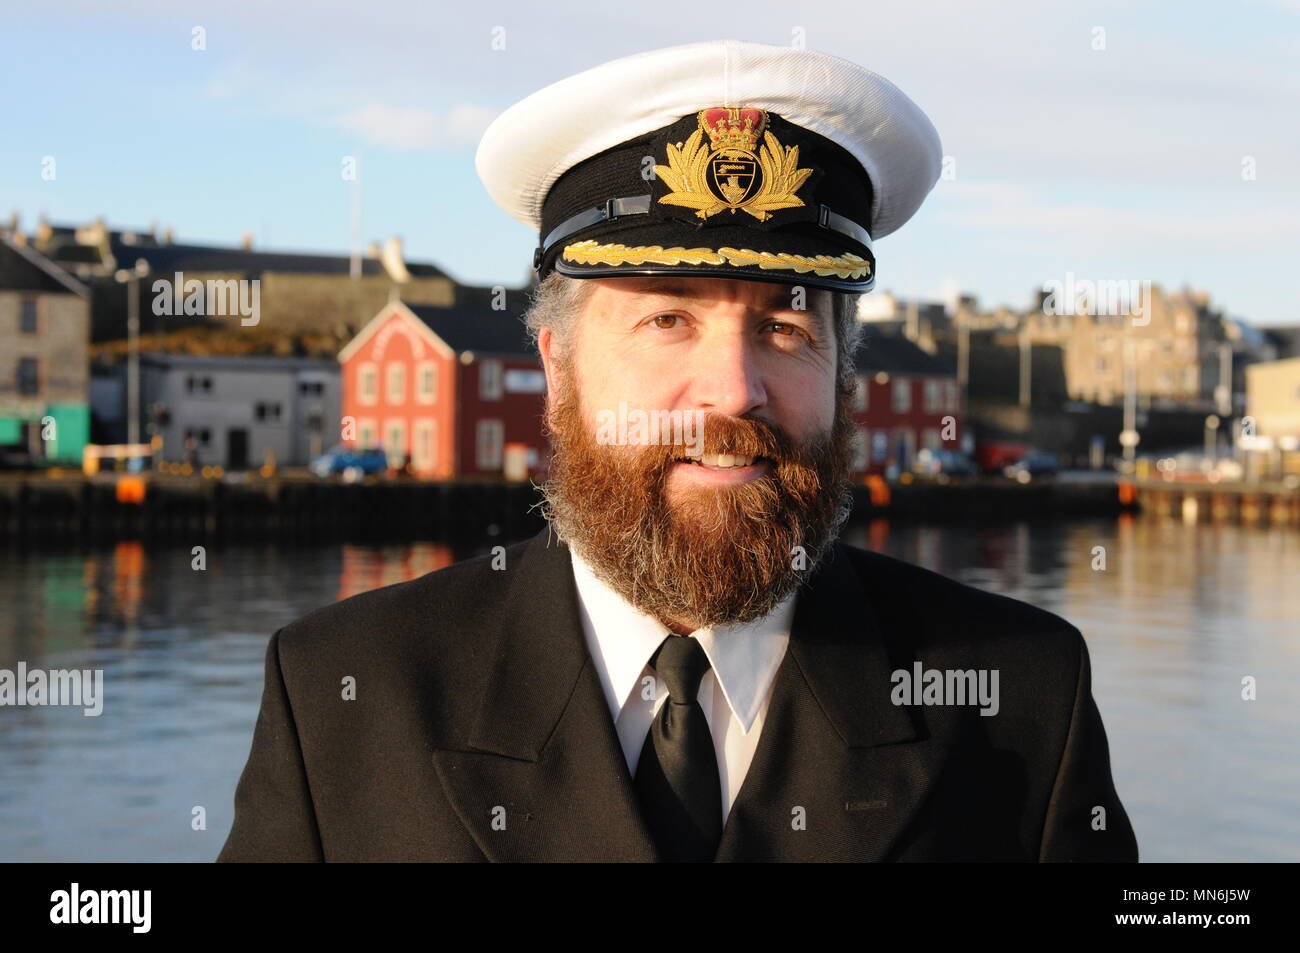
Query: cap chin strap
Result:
<box><xmin>532</xmin><ymin>194</ymin><xmax>872</xmax><ymax>272</ymax></box>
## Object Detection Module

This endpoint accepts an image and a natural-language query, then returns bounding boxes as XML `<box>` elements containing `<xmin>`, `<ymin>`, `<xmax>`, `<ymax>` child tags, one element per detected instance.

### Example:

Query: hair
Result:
<box><xmin>522</xmin><ymin>271</ymin><xmax>863</xmax><ymax>394</ymax></box>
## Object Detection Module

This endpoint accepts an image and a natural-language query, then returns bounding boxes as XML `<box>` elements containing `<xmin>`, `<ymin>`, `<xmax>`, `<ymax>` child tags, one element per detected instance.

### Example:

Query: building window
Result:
<box><xmin>254</xmin><ymin>402</ymin><xmax>282</xmax><ymax>423</ymax></box>
<box><xmin>894</xmin><ymin>427</ymin><xmax>916</xmax><ymax>465</ymax></box>
<box><xmin>892</xmin><ymin>378</ymin><xmax>911</xmax><ymax>413</ymax></box>
<box><xmin>852</xmin><ymin>428</ymin><xmax>869</xmax><ymax>471</ymax></box>
<box><xmin>359</xmin><ymin>363</ymin><xmax>378</xmax><ymax>405</ymax></box>
<box><xmin>387</xmin><ymin>363</ymin><xmax>405</xmax><ymax>405</ymax></box>
<box><xmin>299</xmin><ymin>380</ymin><xmax>325</xmax><ymax>396</ymax></box>
<box><xmin>853</xmin><ymin>376</ymin><xmax>868</xmax><ymax>412</ymax></box>
<box><xmin>413</xmin><ymin>419</ymin><xmax>436</xmax><ymax>470</ymax></box>
<box><xmin>17</xmin><ymin>357</ymin><xmax>39</xmax><ymax>396</ymax></box>
<box><xmin>1097</xmin><ymin>357</ymin><xmax>1109</xmax><ymax>375</ymax></box>
<box><xmin>20</xmin><ymin>298</ymin><xmax>38</xmax><ymax>334</ymax></box>
<box><xmin>358</xmin><ymin>418</ymin><xmax>378</xmax><ymax>449</ymax></box>
<box><xmin>480</xmin><ymin>360</ymin><xmax>503</xmax><ymax>401</ymax></box>
<box><xmin>384</xmin><ymin>420</ymin><xmax>406</xmax><ymax>466</ymax></box>
<box><xmin>871</xmin><ymin>430</ymin><xmax>888</xmax><ymax>463</ymax></box>
<box><xmin>922</xmin><ymin>428</ymin><xmax>942</xmax><ymax>450</ymax></box>
<box><xmin>923</xmin><ymin>379</ymin><xmax>943</xmax><ymax>413</ymax></box>
<box><xmin>476</xmin><ymin>419</ymin><xmax>504</xmax><ymax>470</ymax></box>
<box><xmin>945</xmin><ymin>380</ymin><xmax>958</xmax><ymax>412</ymax></box>
<box><xmin>186</xmin><ymin>375</ymin><xmax>213</xmax><ymax>395</ymax></box>
<box><xmin>417</xmin><ymin>362</ymin><xmax>437</xmax><ymax>404</ymax></box>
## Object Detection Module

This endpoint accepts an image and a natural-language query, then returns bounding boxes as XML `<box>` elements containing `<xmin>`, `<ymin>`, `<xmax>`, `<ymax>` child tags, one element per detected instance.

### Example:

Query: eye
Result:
<box><xmin>650</xmin><ymin>313</ymin><xmax>683</xmax><ymax>329</ymax></box>
<box><xmin>764</xmin><ymin>320</ymin><xmax>808</xmax><ymax>341</ymax></box>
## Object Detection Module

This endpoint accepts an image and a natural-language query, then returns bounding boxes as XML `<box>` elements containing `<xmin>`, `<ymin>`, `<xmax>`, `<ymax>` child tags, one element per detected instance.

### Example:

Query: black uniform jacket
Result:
<box><xmin>217</xmin><ymin>528</ymin><xmax>1138</xmax><ymax>862</ymax></box>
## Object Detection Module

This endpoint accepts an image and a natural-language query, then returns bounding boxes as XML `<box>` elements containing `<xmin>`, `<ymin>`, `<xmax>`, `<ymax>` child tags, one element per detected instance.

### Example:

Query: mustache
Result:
<box><xmin>607</xmin><ymin>413</ymin><xmax>809</xmax><ymax>469</ymax></box>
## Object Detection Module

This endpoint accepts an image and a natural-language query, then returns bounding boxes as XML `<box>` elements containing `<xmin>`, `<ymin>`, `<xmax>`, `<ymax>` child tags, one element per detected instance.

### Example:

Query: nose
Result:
<box><xmin>684</xmin><ymin>327</ymin><xmax>768</xmax><ymax>418</ymax></box>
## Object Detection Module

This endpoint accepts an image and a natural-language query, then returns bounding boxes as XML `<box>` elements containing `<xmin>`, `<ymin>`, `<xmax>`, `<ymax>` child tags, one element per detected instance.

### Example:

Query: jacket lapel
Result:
<box><xmin>714</xmin><ymin>543</ymin><xmax>946</xmax><ymax>862</ymax></box>
<box><xmin>432</xmin><ymin>531</ymin><xmax>945</xmax><ymax>862</ymax></box>
<box><xmin>431</xmin><ymin>529</ymin><xmax>661</xmax><ymax>861</ymax></box>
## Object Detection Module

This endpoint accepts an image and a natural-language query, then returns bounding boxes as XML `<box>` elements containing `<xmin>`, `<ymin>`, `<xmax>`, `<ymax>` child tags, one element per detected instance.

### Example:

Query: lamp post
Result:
<box><xmin>1120</xmin><ymin>333</ymin><xmax>1140</xmax><ymax>473</ymax></box>
<box><xmin>114</xmin><ymin>258</ymin><xmax>150</xmax><ymax>446</ymax></box>
<box><xmin>1205</xmin><ymin>414</ymin><xmax>1220</xmax><ymax>466</ymax></box>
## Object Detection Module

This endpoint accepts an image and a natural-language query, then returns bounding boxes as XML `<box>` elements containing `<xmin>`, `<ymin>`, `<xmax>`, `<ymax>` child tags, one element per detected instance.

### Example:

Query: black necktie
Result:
<box><xmin>633</xmin><ymin>634</ymin><xmax>723</xmax><ymax>862</ymax></box>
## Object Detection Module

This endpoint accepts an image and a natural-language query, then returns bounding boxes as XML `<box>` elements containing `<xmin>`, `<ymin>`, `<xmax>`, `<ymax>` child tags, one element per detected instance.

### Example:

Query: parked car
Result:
<box><xmin>1003</xmin><ymin>450</ymin><xmax>1060</xmax><ymax>482</ymax></box>
<box><xmin>310</xmin><ymin>445</ymin><xmax>387</xmax><ymax>480</ymax></box>
<box><xmin>913</xmin><ymin>448</ymin><xmax>976</xmax><ymax>479</ymax></box>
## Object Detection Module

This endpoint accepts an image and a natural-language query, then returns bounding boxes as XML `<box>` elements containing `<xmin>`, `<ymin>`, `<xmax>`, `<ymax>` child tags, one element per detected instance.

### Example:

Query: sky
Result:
<box><xmin>3</xmin><ymin>0</ymin><xmax>1299</xmax><ymax>326</ymax></box>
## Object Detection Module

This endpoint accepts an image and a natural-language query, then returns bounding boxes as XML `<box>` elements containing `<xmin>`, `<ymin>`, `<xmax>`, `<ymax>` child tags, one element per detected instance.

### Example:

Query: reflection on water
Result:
<box><xmin>1</xmin><ymin>518</ymin><xmax>1296</xmax><ymax>862</ymax></box>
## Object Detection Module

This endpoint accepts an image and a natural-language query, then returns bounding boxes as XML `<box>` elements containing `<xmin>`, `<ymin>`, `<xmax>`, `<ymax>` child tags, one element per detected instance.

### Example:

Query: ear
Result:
<box><xmin>538</xmin><ymin>326</ymin><xmax>565</xmax><ymax>431</ymax></box>
<box><xmin>538</xmin><ymin>326</ymin><xmax>560</xmax><ymax>395</ymax></box>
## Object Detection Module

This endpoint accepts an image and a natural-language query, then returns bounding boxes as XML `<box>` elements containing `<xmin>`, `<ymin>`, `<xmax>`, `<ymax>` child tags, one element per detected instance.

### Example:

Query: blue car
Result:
<box><xmin>1003</xmin><ymin>450</ymin><xmax>1059</xmax><ymax>482</ymax></box>
<box><xmin>310</xmin><ymin>445</ymin><xmax>388</xmax><ymax>479</ymax></box>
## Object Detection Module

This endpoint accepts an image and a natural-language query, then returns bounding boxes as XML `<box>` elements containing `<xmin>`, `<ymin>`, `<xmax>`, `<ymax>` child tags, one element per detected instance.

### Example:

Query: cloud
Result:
<box><xmin>934</xmin><ymin>180</ymin><xmax>1300</xmax><ymax>249</ymax></box>
<box><xmin>332</xmin><ymin>103</ymin><xmax>499</xmax><ymax>150</ymax></box>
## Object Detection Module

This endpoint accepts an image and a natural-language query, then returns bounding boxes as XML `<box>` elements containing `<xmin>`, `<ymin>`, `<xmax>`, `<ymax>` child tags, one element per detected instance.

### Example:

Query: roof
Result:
<box><xmin>406</xmin><ymin>286</ymin><xmax>535</xmax><ymax>356</ymax></box>
<box><xmin>139</xmin><ymin>354</ymin><xmax>340</xmax><ymax>373</ymax></box>
<box><xmin>0</xmin><ymin>235</ymin><xmax>91</xmax><ymax>296</ymax></box>
<box><xmin>853</xmin><ymin>325</ymin><xmax>954</xmax><ymax>376</ymax></box>
<box><xmin>103</xmin><ymin>235</ymin><xmax>449</xmax><ymax>279</ymax></box>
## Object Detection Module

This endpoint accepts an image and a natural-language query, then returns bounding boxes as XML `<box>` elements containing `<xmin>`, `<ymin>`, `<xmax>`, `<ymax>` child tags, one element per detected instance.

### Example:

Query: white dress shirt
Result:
<box><xmin>568</xmin><ymin>547</ymin><xmax>797</xmax><ymax>827</ymax></box>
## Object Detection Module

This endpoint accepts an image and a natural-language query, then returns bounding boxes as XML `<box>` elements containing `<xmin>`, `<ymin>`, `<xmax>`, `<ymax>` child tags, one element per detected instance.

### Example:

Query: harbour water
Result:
<box><xmin>1</xmin><ymin>515</ymin><xmax>1296</xmax><ymax>862</ymax></box>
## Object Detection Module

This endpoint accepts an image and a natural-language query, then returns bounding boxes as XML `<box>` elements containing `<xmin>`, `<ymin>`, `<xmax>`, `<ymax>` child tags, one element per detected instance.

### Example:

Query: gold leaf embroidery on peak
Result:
<box><xmin>561</xmin><ymin>240</ymin><xmax>871</xmax><ymax>279</ymax></box>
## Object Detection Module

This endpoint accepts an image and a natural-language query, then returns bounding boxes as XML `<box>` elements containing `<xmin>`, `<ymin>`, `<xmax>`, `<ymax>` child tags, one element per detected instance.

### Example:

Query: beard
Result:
<box><xmin>537</xmin><ymin>362</ymin><xmax>856</xmax><ymax>629</ymax></box>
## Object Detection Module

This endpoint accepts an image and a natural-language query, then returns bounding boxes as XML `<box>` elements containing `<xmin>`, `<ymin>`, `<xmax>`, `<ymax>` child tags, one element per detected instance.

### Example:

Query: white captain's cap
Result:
<box><xmin>476</xmin><ymin>39</ymin><xmax>942</xmax><ymax>292</ymax></box>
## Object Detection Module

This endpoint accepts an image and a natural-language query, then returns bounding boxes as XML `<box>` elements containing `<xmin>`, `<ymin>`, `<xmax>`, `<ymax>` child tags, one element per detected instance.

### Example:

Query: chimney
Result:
<box><xmin>240</xmin><ymin>231</ymin><xmax>254</xmax><ymax>250</ymax></box>
<box><xmin>380</xmin><ymin>236</ymin><xmax>410</xmax><ymax>283</ymax></box>
<box><xmin>366</xmin><ymin>241</ymin><xmax>381</xmax><ymax>258</ymax></box>
<box><xmin>162</xmin><ymin>225</ymin><xmax>175</xmax><ymax>245</ymax></box>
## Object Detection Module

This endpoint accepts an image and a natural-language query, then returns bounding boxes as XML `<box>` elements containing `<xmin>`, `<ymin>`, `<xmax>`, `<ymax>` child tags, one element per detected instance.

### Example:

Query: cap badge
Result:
<box><xmin>654</xmin><ymin>107</ymin><xmax>814</xmax><ymax>222</ymax></box>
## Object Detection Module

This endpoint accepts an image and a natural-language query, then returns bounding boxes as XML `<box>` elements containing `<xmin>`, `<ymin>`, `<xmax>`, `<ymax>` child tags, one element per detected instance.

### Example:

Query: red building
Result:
<box><xmin>338</xmin><ymin>288</ymin><xmax>548</xmax><ymax>479</ymax></box>
<box><xmin>850</xmin><ymin>327</ymin><xmax>961</xmax><ymax>475</ymax></box>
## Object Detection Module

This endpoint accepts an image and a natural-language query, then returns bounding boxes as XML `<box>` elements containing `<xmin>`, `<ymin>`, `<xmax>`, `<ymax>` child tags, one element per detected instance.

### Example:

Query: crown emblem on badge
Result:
<box><xmin>700</xmin><ymin>107</ymin><xmax>765</xmax><ymax>151</ymax></box>
<box><xmin>654</xmin><ymin>107</ymin><xmax>814</xmax><ymax>222</ymax></box>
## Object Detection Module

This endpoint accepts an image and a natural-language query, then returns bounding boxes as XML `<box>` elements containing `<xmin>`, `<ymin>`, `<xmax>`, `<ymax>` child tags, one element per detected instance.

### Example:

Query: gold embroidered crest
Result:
<box><xmin>654</xmin><ymin>107</ymin><xmax>814</xmax><ymax>222</ymax></box>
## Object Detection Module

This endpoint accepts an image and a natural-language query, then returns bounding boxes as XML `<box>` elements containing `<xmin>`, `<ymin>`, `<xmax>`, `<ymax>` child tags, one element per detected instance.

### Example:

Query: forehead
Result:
<box><xmin>586</xmin><ymin>276</ymin><xmax>831</xmax><ymax>312</ymax></box>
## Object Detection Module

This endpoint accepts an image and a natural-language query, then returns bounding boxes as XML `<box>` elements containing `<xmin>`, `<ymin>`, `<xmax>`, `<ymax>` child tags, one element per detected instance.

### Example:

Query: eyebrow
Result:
<box><xmin>631</xmin><ymin>278</ymin><xmax>821</xmax><ymax>316</ymax></box>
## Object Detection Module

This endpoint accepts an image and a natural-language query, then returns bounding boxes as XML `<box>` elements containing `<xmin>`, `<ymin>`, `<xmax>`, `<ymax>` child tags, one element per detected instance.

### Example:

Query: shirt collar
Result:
<box><xmin>569</xmin><ymin>546</ymin><xmax>796</xmax><ymax>733</ymax></box>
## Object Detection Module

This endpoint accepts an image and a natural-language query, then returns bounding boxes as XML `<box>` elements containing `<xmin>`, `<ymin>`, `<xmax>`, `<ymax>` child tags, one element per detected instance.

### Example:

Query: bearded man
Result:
<box><xmin>219</xmin><ymin>40</ymin><xmax>1137</xmax><ymax>863</ymax></box>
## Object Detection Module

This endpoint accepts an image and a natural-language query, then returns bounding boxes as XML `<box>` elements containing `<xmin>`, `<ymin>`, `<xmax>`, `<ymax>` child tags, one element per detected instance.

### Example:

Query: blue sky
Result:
<box><xmin>3</xmin><ymin>0</ymin><xmax>1298</xmax><ymax>325</ymax></box>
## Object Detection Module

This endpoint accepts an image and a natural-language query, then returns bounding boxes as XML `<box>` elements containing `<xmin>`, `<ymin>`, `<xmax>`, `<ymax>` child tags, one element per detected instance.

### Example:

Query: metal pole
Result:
<box><xmin>1218</xmin><ymin>341</ymin><xmax>1232</xmax><ymax>417</ymax></box>
<box><xmin>127</xmin><ymin>273</ymin><xmax>140</xmax><ymax>446</ymax></box>
<box><xmin>1019</xmin><ymin>318</ymin><xmax>1031</xmax><ymax>408</ymax></box>
<box><xmin>957</xmin><ymin>314</ymin><xmax>969</xmax><ymax>411</ymax></box>
<box><xmin>1122</xmin><ymin>334</ymin><xmax>1137</xmax><ymax>472</ymax></box>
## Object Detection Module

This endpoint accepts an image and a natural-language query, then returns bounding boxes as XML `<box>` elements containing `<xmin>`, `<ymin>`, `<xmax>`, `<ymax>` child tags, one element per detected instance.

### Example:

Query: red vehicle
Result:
<box><xmin>976</xmin><ymin>441</ymin><xmax>1029</xmax><ymax>474</ymax></box>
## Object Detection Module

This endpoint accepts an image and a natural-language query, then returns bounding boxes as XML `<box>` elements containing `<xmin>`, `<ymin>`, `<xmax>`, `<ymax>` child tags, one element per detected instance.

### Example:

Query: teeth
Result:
<box><xmin>691</xmin><ymin>453</ymin><xmax>755</xmax><ymax>469</ymax></box>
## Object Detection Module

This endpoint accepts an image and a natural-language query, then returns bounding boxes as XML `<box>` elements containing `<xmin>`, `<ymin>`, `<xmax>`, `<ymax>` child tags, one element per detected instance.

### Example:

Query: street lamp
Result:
<box><xmin>1205</xmin><ymin>413</ymin><xmax>1220</xmax><ymax>466</ymax></box>
<box><xmin>113</xmin><ymin>257</ymin><xmax>150</xmax><ymax>446</ymax></box>
<box><xmin>1120</xmin><ymin>333</ymin><xmax>1140</xmax><ymax>473</ymax></box>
